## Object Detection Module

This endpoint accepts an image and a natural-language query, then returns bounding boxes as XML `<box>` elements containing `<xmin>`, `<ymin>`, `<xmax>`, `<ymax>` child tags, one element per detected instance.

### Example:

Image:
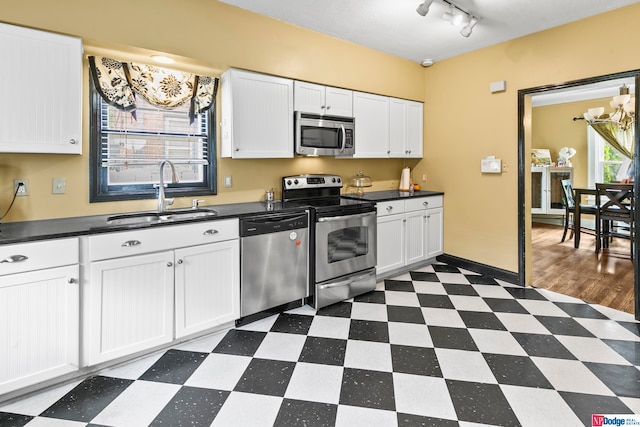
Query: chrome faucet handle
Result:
<box><xmin>192</xmin><ymin>199</ymin><xmax>205</xmax><ymax>208</ymax></box>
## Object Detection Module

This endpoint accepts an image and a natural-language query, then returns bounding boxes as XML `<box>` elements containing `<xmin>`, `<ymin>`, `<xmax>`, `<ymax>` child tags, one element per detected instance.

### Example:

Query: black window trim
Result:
<box><xmin>89</xmin><ymin>76</ymin><xmax>217</xmax><ymax>203</ymax></box>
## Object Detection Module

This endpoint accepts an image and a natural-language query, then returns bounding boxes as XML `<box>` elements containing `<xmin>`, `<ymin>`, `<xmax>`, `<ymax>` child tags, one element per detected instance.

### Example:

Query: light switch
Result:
<box><xmin>52</xmin><ymin>177</ymin><xmax>66</xmax><ymax>194</ymax></box>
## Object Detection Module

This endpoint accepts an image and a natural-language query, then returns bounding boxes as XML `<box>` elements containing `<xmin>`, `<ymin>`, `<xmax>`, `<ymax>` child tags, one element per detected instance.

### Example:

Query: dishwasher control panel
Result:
<box><xmin>240</xmin><ymin>211</ymin><xmax>309</xmax><ymax>237</ymax></box>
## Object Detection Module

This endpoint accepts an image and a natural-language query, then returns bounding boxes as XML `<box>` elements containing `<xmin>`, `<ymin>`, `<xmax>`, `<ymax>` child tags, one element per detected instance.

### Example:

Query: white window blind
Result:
<box><xmin>100</xmin><ymin>95</ymin><xmax>209</xmax><ymax>167</ymax></box>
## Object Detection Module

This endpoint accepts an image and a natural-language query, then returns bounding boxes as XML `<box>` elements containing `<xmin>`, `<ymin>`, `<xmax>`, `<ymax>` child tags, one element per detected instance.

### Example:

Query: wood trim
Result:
<box><xmin>436</xmin><ymin>253</ymin><xmax>519</xmax><ymax>284</ymax></box>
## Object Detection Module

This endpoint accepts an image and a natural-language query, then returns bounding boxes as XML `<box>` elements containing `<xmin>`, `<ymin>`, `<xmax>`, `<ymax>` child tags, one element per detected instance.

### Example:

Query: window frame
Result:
<box><xmin>89</xmin><ymin>76</ymin><xmax>217</xmax><ymax>203</ymax></box>
<box><xmin>587</xmin><ymin>126</ymin><xmax>630</xmax><ymax>187</ymax></box>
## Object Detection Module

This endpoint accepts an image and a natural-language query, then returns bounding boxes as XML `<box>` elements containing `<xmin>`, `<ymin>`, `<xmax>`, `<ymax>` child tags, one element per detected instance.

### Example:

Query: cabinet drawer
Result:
<box><xmin>405</xmin><ymin>195</ymin><xmax>443</xmax><ymax>212</ymax></box>
<box><xmin>87</xmin><ymin>219</ymin><xmax>239</xmax><ymax>261</ymax></box>
<box><xmin>376</xmin><ymin>200</ymin><xmax>405</xmax><ymax>217</ymax></box>
<box><xmin>0</xmin><ymin>238</ymin><xmax>79</xmax><ymax>276</ymax></box>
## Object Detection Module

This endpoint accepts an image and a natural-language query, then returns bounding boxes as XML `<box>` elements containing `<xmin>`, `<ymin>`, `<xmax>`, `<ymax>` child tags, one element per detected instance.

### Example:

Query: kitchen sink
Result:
<box><xmin>105</xmin><ymin>208</ymin><xmax>219</xmax><ymax>226</ymax></box>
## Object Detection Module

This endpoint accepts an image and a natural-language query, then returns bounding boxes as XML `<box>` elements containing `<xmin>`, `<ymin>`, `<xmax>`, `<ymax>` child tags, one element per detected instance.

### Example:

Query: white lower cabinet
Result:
<box><xmin>85</xmin><ymin>251</ymin><xmax>175</xmax><ymax>366</ymax></box>
<box><xmin>82</xmin><ymin>219</ymin><xmax>240</xmax><ymax>366</ymax></box>
<box><xmin>0</xmin><ymin>239</ymin><xmax>79</xmax><ymax>395</ymax></box>
<box><xmin>175</xmin><ymin>240</ymin><xmax>240</xmax><ymax>339</ymax></box>
<box><xmin>376</xmin><ymin>196</ymin><xmax>444</xmax><ymax>275</ymax></box>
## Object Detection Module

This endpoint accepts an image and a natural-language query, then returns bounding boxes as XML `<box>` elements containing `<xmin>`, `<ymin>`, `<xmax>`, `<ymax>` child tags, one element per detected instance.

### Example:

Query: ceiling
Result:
<box><xmin>219</xmin><ymin>0</ymin><xmax>640</xmax><ymax>65</ymax></box>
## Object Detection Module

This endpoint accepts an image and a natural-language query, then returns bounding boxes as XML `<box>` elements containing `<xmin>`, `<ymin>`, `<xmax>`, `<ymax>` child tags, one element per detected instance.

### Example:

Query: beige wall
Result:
<box><xmin>2</xmin><ymin>0</ymin><xmax>640</xmax><ymax>278</ymax></box>
<box><xmin>532</xmin><ymin>97</ymin><xmax>610</xmax><ymax>188</ymax></box>
<box><xmin>418</xmin><ymin>3</ymin><xmax>640</xmax><ymax>273</ymax></box>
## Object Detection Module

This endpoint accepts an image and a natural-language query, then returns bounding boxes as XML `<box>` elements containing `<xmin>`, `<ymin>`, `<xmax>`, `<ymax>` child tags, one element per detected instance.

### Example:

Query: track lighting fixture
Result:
<box><xmin>416</xmin><ymin>0</ymin><xmax>479</xmax><ymax>37</ymax></box>
<box><xmin>416</xmin><ymin>0</ymin><xmax>434</xmax><ymax>16</ymax></box>
<box><xmin>460</xmin><ymin>16</ymin><xmax>478</xmax><ymax>37</ymax></box>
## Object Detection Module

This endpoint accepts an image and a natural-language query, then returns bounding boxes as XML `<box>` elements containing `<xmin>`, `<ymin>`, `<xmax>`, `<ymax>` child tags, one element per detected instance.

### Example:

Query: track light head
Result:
<box><xmin>416</xmin><ymin>0</ymin><xmax>434</xmax><ymax>16</ymax></box>
<box><xmin>460</xmin><ymin>16</ymin><xmax>478</xmax><ymax>37</ymax></box>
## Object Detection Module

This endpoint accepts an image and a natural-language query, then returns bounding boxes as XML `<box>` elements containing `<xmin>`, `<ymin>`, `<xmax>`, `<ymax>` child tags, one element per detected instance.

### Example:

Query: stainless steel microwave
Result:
<box><xmin>295</xmin><ymin>111</ymin><xmax>355</xmax><ymax>156</ymax></box>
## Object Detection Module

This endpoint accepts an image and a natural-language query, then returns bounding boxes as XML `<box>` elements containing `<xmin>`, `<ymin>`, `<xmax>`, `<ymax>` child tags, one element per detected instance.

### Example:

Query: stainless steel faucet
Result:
<box><xmin>156</xmin><ymin>160</ymin><xmax>179</xmax><ymax>212</ymax></box>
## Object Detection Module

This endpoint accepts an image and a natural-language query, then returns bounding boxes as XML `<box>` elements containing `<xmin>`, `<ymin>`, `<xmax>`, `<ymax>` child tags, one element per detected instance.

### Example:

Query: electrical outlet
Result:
<box><xmin>502</xmin><ymin>163</ymin><xmax>509</xmax><ymax>173</ymax></box>
<box><xmin>14</xmin><ymin>179</ymin><xmax>29</xmax><ymax>196</ymax></box>
<box><xmin>224</xmin><ymin>176</ymin><xmax>232</xmax><ymax>188</ymax></box>
<box><xmin>421</xmin><ymin>173</ymin><xmax>427</xmax><ymax>182</ymax></box>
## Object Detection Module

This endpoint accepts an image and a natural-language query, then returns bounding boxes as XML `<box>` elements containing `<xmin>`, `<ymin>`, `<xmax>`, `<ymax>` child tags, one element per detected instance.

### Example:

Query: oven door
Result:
<box><xmin>315</xmin><ymin>211</ymin><xmax>376</xmax><ymax>283</ymax></box>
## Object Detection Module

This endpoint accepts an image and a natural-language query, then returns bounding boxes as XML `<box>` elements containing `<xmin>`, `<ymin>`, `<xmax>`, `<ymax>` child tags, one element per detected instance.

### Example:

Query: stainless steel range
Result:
<box><xmin>282</xmin><ymin>174</ymin><xmax>377</xmax><ymax>309</ymax></box>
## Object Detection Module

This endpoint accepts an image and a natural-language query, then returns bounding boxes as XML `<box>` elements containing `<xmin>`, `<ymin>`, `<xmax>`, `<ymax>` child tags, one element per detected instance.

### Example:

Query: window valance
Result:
<box><xmin>88</xmin><ymin>56</ymin><xmax>218</xmax><ymax>123</ymax></box>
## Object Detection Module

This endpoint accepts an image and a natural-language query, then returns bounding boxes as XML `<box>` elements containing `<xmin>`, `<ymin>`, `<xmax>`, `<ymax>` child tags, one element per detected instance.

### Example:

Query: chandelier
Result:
<box><xmin>582</xmin><ymin>85</ymin><xmax>635</xmax><ymax>131</ymax></box>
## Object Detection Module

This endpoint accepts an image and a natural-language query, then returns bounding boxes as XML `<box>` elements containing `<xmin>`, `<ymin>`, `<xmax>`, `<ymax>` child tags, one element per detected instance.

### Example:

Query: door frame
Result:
<box><xmin>517</xmin><ymin>70</ymin><xmax>640</xmax><ymax>320</ymax></box>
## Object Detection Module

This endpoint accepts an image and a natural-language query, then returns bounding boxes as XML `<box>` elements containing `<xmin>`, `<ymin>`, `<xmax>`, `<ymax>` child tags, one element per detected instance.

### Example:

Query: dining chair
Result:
<box><xmin>560</xmin><ymin>179</ymin><xmax>597</xmax><ymax>243</ymax></box>
<box><xmin>594</xmin><ymin>183</ymin><xmax>634</xmax><ymax>257</ymax></box>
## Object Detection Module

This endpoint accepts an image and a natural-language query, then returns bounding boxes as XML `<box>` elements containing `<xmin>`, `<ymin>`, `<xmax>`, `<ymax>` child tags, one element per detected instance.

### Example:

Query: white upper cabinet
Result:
<box><xmin>0</xmin><ymin>23</ymin><xmax>82</xmax><ymax>154</ymax></box>
<box><xmin>294</xmin><ymin>81</ymin><xmax>353</xmax><ymax>117</ymax></box>
<box><xmin>389</xmin><ymin>99</ymin><xmax>423</xmax><ymax>158</ymax></box>
<box><xmin>221</xmin><ymin>68</ymin><xmax>294</xmax><ymax>158</ymax></box>
<box><xmin>353</xmin><ymin>91</ymin><xmax>423</xmax><ymax>159</ymax></box>
<box><xmin>352</xmin><ymin>92</ymin><xmax>390</xmax><ymax>158</ymax></box>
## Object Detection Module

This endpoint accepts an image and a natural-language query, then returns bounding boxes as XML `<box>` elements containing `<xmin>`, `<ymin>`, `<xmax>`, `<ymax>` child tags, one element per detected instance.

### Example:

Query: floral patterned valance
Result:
<box><xmin>88</xmin><ymin>56</ymin><xmax>218</xmax><ymax>123</ymax></box>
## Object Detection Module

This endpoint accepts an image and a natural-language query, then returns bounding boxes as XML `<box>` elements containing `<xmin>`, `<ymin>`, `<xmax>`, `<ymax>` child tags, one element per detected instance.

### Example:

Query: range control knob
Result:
<box><xmin>336</xmin><ymin>177</ymin><xmax>341</xmax><ymax>183</ymax></box>
<box><xmin>286</xmin><ymin>180</ymin><xmax>292</xmax><ymax>186</ymax></box>
<box><xmin>331</xmin><ymin>177</ymin><xmax>336</xmax><ymax>183</ymax></box>
<box><xmin>294</xmin><ymin>179</ymin><xmax>299</xmax><ymax>185</ymax></box>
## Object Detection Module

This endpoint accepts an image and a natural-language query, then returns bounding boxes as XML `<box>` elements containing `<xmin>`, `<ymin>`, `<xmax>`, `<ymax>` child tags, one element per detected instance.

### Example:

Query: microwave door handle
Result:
<box><xmin>340</xmin><ymin>124</ymin><xmax>346</xmax><ymax>153</ymax></box>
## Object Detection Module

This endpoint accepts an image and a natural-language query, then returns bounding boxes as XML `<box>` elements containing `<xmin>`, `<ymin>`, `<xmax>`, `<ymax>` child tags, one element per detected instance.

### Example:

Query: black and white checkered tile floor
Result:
<box><xmin>2</xmin><ymin>262</ymin><xmax>639</xmax><ymax>426</ymax></box>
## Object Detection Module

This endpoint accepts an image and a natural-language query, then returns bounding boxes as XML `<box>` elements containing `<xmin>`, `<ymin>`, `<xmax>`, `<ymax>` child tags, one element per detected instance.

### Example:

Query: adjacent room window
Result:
<box><xmin>587</xmin><ymin>127</ymin><xmax>631</xmax><ymax>186</ymax></box>
<box><xmin>88</xmin><ymin>56</ymin><xmax>217</xmax><ymax>202</ymax></box>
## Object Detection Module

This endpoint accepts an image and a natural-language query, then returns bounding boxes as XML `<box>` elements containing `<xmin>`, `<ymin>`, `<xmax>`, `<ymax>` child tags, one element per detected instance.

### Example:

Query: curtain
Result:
<box><xmin>88</xmin><ymin>56</ymin><xmax>217</xmax><ymax>123</ymax></box>
<box><xmin>589</xmin><ymin>114</ymin><xmax>634</xmax><ymax>159</ymax></box>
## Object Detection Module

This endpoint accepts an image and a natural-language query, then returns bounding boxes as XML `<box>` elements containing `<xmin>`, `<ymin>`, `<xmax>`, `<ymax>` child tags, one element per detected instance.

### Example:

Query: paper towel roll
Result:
<box><xmin>399</xmin><ymin>167</ymin><xmax>411</xmax><ymax>192</ymax></box>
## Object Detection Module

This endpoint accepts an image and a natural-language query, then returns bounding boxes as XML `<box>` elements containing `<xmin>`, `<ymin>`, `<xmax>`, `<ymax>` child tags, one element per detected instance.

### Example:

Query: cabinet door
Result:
<box><xmin>388</xmin><ymin>98</ymin><xmax>406</xmax><ymax>158</ymax></box>
<box><xmin>531</xmin><ymin>167</ymin><xmax>547</xmax><ymax>214</ymax></box>
<box><xmin>376</xmin><ymin>214</ymin><xmax>405</xmax><ymax>275</ymax></box>
<box><xmin>425</xmin><ymin>207</ymin><xmax>444</xmax><ymax>259</ymax></box>
<box><xmin>175</xmin><ymin>240</ymin><xmax>240</xmax><ymax>338</ymax></box>
<box><xmin>85</xmin><ymin>252</ymin><xmax>174</xmax><ymax>366</ymax></box>
<box><xmin>389</xmin><ymin>99</ymin><xmax>423</xmax><ymax>158</ymax></box>
<box><xmin>0</xmin><ymin>23</ymin><xmax>82</xmax><ymax>154</ymax></box>
<box><xmin>405</xmin><ymin>101</ymin><xmax>424</xmax><ymax>158</ymax></box>
<box><xmin>548</xmin><ymin>167</ymin><xmax>573</xmax><ymax>214</ymax></box>
<box><xmin>0</xmin><ymin>265</ymin><xmax>79</xmax><ymax>395</ymax></box>
<box><xmin>221</xmin><ymin>69</ymin><xmax>293</xmax><ymax>158</ymax></box>
<box><xmin>324</xmin><ymin>86</ymin><xmax>353</xmax><ymax>117</ymax></box>
<box><xmin>294</xmin><ymin>81</ymin><xmax>325</xmax><ymax>115</ymax></box>
<box><xmin>353</xmin><ymin>92</ymin><xmax>390</xmax><ymax>158</ymax></box>
<box><xmin>405</xmin><ymin>210</ymin><xmax>426</xmax><ymax>264</ymax></box>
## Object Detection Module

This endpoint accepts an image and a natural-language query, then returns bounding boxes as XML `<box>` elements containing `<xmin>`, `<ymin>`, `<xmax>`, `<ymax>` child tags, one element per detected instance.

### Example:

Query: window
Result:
<box><xmin>587</xmin><ymin>127</ymin><xmax>631</xmax><ymax>186</ymax></box>
<box><xmin>89</xmin><ymin>67</ymin><xmax>217</xmax><ymax>202</ymax></box>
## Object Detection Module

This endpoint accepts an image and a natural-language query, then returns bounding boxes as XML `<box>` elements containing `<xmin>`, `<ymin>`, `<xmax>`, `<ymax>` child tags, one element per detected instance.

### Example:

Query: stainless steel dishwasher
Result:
<box><xmin>240</xmin><ymin>210</ymin><xmax>309</xmax><ymax>318</ymax></box>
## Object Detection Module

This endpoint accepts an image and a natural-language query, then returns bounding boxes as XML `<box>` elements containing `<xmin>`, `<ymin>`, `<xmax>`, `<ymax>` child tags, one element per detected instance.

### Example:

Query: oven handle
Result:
<box><xmin>318</xmin><ymin>272</ymin><xmax>373</xmax><ymax>290</ymax></box>
<box><xmin>317</xmin><ymin>211</ymin><xmax>375</xmax><ymax>222</ymax></box>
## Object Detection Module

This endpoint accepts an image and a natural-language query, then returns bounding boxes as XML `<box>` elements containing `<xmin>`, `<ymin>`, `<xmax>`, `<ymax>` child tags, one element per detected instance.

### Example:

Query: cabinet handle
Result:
<box><xmin>167</xmin><ymin>262</ymin><xmax>173</xmax><ymax>267</ymax></box>
<box><xmin>203</xmin><ymin>229</ymin><xmax>219</xmax><ymax>235</ymax></box>
<box><xmin>68</xmin><ymin>278</ymin><xmax>77</xmax><ymax>284</ymax></box>
<box><xmin>386</xmin><ymin>206</ymin><xmax>393</xmax><ymax>211</ymax></box>
<box><xmin>69</xmin><ymin>138</ymin><xmax>78</xmax><ymax>145</ymax></box>
<box><xmin>326</xmin><ymin>105</ymin><xmax>331</xmax><ymax>110</ymax></box>
<box><xmin>121</xmin><ymin>240</ymin><xmax>141</xmax><ymax>247</ymax></box>
<box><xmin>423</xmin><ymin>201</ymin><xmax>429</xmax><ymax>206</ymax></box>
<box><xmin>177</xmin><ymin>259</ymin><xmax>183</xmax><ymax>265</ymax></box>
<box><xmin>1</xmin><ymin>255</ymin><xmax>28</xmax><ymax>263</ymax></box>
<box><xmin>235</xmin><ymin>147</ymin><xmax>240</xmax><ymax>151</ymax></box>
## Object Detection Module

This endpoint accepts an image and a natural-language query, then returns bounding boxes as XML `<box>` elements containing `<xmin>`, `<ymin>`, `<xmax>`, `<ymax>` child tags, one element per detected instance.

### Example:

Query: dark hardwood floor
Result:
<box><xmin>532</xmin><ymin>222</ymin><xmax>635</xmax><ymax>314</ymax></box>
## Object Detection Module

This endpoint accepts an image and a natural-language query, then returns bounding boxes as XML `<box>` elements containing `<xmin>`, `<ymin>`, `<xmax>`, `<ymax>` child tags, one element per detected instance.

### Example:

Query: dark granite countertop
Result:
<box><xmin>0</xmin><ymin>189</ymin><xmax>444</xmax><ymax>245</ymax></box>
<box><xmin>342</xmin><ymin>189</ymin><xmax>444</xmax><ymax>202</ymax></box>
<box><xmin>0</xmin><ymin>201</ymin><xmax>294</xmax><ymax>245</ymax></box>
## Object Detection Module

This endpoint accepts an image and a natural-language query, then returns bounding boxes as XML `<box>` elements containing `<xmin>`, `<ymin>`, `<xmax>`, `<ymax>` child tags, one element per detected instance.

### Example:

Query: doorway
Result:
<box><xmin>517</xmin><ymin>70</ymin><xmax>640</xmax><ymax>320</ymax></box>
